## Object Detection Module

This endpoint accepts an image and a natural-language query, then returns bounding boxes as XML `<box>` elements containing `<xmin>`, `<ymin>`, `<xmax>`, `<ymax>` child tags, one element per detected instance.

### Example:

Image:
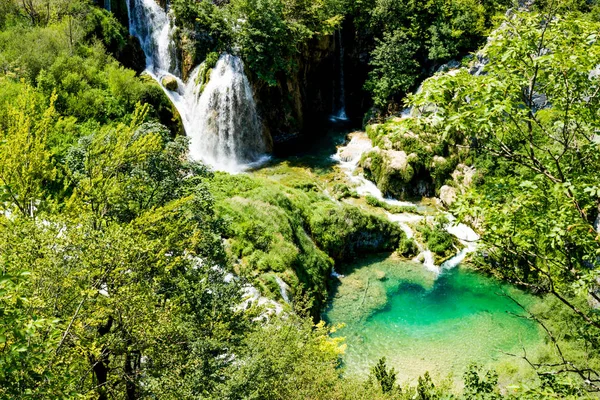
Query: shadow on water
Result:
<box><xmin>256</xmin><ymin>119</ymin><xmax>354</xmax><ymax>175</ymax></box>
<box><xmin>324</xmin><ymin>253</ymin><xmax>393</xmax><ymax>314</ymax></box>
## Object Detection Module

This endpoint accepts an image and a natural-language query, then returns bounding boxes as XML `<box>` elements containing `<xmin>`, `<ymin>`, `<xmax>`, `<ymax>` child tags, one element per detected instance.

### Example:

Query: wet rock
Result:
<box><xmin>162</xmin><ymin>76</ymin><xmax>178</xmax><ymax>91</ymax></box>
<box><xmin>437</xmin><ymin>60</ymin><xmax>461</xmax><ymax>73</ymax></box>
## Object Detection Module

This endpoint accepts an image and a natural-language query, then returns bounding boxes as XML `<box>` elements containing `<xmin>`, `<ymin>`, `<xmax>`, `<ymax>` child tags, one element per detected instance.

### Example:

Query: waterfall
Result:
<box><xmin>126</xmin><ymin>0</ymin><xmax>268</xmax><ymax>172</ymax></box>
<box><xmin>104</xmin><ymin>0</ymin><xmax>111</xmax><ymax>12</ymax></box>
<box><xmin>332</xmin><ymin>30</ymin><xmax>348</xmax><ymax>121</ymax></box>
<box><xmin>127</xmin><ymin>0</ymin><xmax>178</xmax><ymax>76</ymax></box>
<box><xmin>175</xmin><ymin>55</ymin><xmax>269</xmax><ymax>172</ymax></box>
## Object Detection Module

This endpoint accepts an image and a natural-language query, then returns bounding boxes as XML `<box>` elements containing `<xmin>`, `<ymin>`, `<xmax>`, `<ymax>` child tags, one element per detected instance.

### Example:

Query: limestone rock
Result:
<box><xmin>451</xmin><ymin>164</ymin><xmax>476</xmax><ymax>191</ymax></box>
<box><xmin>338</xmin><ymin>132</ymin><xmax>373</xmax><ymax>162</ymax></box>
<box><xmin>385</xmin><ymin>150</ymin><xmax>408</xmax><ymax>172</ymax></box>
<box><xmin>440</xmin><ymin>185</ymin><xmax>457</xmax><ymax>207</ymax></box>
<box><xmin>162</xmin><ymin>76</ymin><xmax>178</xmax><ymax>91</ymax></box>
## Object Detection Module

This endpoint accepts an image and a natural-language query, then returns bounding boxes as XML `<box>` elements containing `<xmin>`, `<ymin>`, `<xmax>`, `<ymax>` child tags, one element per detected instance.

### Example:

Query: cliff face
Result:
<box><xmin>253</xmin><ymin>21</ymin><xmax>375</xmax><ymax>152</ymax></box>
<box><xmin>250</xmin><ymin>34</ymin><xmax>336</xmax><ymax>153</ymax></box>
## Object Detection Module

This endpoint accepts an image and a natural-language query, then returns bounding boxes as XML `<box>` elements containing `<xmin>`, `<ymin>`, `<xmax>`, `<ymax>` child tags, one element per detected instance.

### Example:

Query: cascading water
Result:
<box><xmin>126</xmin><ymin>0</ymin><xmax>268</xmax><ymax>172</ymax></box>
<box><xmin>179</xmin><ymin>55</ymin><xmax>269</xmax><ymax>172</ymax></box>
<box><xmin>332</xmin><ymin>30</ymin><xmax>348</xmax><ymax>121</ymax></box>
<box><xmin>127</xmin><ymin>0</ymin><xmax>178</xmax><ymax>75</ymax></box>
<box><xmin>333</xmin><ymin>131</ymin><xmax>478</xmax><ymax>274</ymax></box>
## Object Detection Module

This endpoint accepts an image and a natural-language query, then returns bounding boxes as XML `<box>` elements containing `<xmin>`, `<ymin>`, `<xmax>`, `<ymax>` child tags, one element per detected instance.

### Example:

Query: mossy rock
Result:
<box><xmin>161</xmin><ymin>76</ymin><xmax>178</xmax><ymax>91</ymax></box>
<box><xmin>139</xmin><ymin>73</ymin><xmax>184</xmax><ymax>136</ymax></box>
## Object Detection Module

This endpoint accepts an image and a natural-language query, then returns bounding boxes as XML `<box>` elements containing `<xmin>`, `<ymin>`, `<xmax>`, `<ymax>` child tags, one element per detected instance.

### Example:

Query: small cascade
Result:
<box><xmin>127</xmin><ymin>0</ymin><xmax>178</xmax><ymax>76</ymax></box>
<box><xmin>332</xmin><ymin>132</ymin><xmax>419</xmax><ymax>207</ymax></box>
<box><xmin>331</xmin><ymin>268</ymin><xmax>344</xmax><ymax>279</ymax></box>
<box><xmin>331</xmin><ymin>30</ymin><xmax>348</xmax><ymax>121</ymax></box>
<box><xmin>275</xmin><ymin>276</ymin><xmax>292</xmax><ymax>304</ymax></box>
<box><xmin>441</xmin><ymin>218</ymin><xmax>480</xmax><ymax>270</ymax></box>
<box><xmin>126</xmin><ymin>2</ymin><xmax>269</xmax><ymax>172</ymax></box>
<box><xmin>333</xmin><ymin>131</ymin><xmax>478</xmax><ymax>274</ymax></box>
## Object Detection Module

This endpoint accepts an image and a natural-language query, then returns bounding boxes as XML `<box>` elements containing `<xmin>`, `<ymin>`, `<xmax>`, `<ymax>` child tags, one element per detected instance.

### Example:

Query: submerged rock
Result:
<box><xmin>375</xmin><ymin>270</ymin><xmax>387</xmax><ymax>281</ymax></box>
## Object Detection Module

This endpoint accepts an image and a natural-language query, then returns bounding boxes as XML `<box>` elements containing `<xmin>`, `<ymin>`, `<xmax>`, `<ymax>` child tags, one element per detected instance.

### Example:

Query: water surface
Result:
<box><xmin>324</xmin><ymin>255</ymin><xmax>542</xmax><ymax>384</ymax></box>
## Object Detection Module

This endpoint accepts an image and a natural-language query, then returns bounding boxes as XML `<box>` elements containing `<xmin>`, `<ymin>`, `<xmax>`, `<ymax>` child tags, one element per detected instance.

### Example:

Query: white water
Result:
<box><xmin>331</xmin><ymin>30</ymin><xmax>348</xmax><ymax>121</ymax></box>
<box><xmin>275</xmin><ymin>276</ymin><xmax>291</xmax><ymax>304</ymax></box>
<box><xmin>333</xmin><ymin>132</ymin><xmax>478</xmax><ymax>273</ymax></box>
<box><xmin>441</xmin><ymin>217</ymin><xmax>480</xmax><ymax>270</ymax></box>
<box><xmin>127</xmin><ymin>1</ymin><xmax>269</xmax><ymax>173</ymax></box>
<box><xmin>240</xmin><ymin>286</ymin><xmax>284</xmax><ymax>316</ymax></box>
<box><xmin>127</xmin><ymin>0</ymin><xmax>178</xmax><ymax>76</ymax></box>
<box><xmin>331</xmin><ymin>268</ymin><xmax>345</xmax><ymax>279</ymax></box>
<box><xmin>183</xmin><ymin>56</ymin><xmax>269</xmax><ymax>172</ymax></box>
<box><xmin>332</xmin><ymin>133</ymin><xmax>415</xmax><ymax>208</ymax></box>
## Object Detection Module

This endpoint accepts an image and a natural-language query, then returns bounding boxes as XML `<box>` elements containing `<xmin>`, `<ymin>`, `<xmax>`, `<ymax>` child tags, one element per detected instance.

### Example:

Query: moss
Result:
<box><xmin>139</xmin><ymin>74</ymin><xmax>184</xmax><ymax>136</ymax></box>
<box><xmin>364</xmin><ymin>195</ymin><xmax>420</xmax><ymax>215</ymax></box>
<box><xmin>194</xmin><ymin>52</ymin><xmax>220</xmax><ymax>95</ymax></box>
<box><xmin>362</xmin><ymin>115</ymin><xmax>469</xmax><ymax>199</ymax></box>
<box><xmin>209</xmin><ymin>172</ymin><xmax>408</xmax><ymax>314</ymax></box>
<box><xmin>397</xmin><ymin>237</ymin><xmax>419</xmax><ymax>258</ymax></box>
<box><xmin>415</xmin><ymin>218</ymin><xmax>463</xmax><ymax>264</ymax></box>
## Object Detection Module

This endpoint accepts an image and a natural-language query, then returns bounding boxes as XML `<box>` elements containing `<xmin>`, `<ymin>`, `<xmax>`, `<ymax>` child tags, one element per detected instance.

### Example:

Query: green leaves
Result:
<box><xmin>402</xmin><ymin>10</ymin><xmax>600</xmax><ymax>391</ymax></box>
<box><xmin>0</xmin><ymin>85</ymin><xmax>57</xmax><ymax>218</ymax></box>
<box><xmin>229</xmin><ymin>0</ymin><xmax>342</xmax><ymax>85</ymax></box>
<box><xmin>366</xmin><ymin>29</ymin><xmax>420</xmax><ymax>108</ymax></box>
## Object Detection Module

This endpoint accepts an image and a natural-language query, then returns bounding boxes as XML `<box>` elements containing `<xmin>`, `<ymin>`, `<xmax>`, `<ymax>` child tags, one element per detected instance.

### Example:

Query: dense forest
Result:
<box><xmin>1</xmin><ymin>0</ymin><xmax>600</xmax><ymax>398</ymax></box>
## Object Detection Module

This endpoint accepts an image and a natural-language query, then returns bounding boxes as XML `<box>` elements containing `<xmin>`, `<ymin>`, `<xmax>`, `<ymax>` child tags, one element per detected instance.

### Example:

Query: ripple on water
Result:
<box><xmin>323</xmin><ymin>254</ymin><xmax>543</xmax><ymax>385</ymax></box>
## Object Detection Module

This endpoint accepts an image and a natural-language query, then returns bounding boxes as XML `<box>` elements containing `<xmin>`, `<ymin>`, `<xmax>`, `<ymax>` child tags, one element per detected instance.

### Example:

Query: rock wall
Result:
<box><xmin>250</xmin><ymin>34</ymin><xmax>337</xmax><ymax>153</ymax></box>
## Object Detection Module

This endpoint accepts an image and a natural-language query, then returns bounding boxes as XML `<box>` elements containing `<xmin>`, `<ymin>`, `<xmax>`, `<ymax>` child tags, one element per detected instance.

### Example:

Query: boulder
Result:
<box><xmin>451</xmin><ymin>164</ymin><xmax>476</xmax><ymax>190</ymax></box>
<box><xmin>440</xmin><ymin>185</ymin><xmax>457</xmax><ymax>207</ymax></box>
<box><xmin>162</xmin><ymin>76</ymin><xmax>178</xmax><ymax>91</ymax></box>
<box><xmin>385</xmin><ymin>150</ymin><xmax>408</xmax><ymax>171</ymax></box>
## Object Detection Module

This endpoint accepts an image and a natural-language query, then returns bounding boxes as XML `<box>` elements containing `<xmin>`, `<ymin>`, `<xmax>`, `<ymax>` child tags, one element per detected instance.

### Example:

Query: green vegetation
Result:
<box><xmin>210</xmin><ymin>172</ymin><xmax>409</xmax><ymax>311</ymax></box>
<box><xmin>169</xmin><ymin>0</ymin><xmax>513</xmax><ymax>110</ymax></box>
<box><xmin>0</xmin><ymin>85</ymin><xmax>243</xmax><ymax>397</ymax></box>
<box><xmin>365</xmin><ymin>195</ymin><xmax>420</xmax><ymax>214</ymax></box>
<box><xmin>2</xmin><ymin>0</ymin><xmax>600</xmax><ymax>398</ymax></box>
<box><xmin>416</xmin><ymin>216</ymin><xmax>461</xmax><ymax>264</ymax></box>
<box><xmin>346</xmin><ymin>0</ymin><xmax>511</xmax><ymax>109</ymax></box>
<box><xmin>171</xmin><ymin>0</ymin><xmax>342</xmax><ymax>83</ymax></box>
<box><xmin>365</xmin><ymin>6</ymin><xmax>600</xmax><ymax>395</ymax></box>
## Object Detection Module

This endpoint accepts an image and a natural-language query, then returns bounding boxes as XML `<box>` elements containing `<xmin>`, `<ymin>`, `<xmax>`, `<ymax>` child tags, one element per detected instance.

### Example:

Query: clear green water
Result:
<box><xmin>324</xmin><ymin>255</ymin><xmax>543</xmax><ymax>384</ymax></box>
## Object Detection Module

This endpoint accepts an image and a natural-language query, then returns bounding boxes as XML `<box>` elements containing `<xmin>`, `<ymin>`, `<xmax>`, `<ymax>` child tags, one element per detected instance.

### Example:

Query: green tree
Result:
<box><xmin>463</xmin><ymin>365</ymin><xmax>500</xmax><ymax>400</ymax></box>
<box><xmin>407</xmin><ymin>10</ymin><xmax>600</xmax><ymax>391</ymax></box>
<box><xmin>0</xmin><ymin>270</ymin><xmax>68</xmax><ymax>398</ymax></box>
<box><xmin>365</xmin><ymin>29</ymin><xmax>420</xmax><ymax>108</ymax></box>
<box><xmin>0</xmin><ymin>85</ymin><xmax>57</xmax><ymax>218</ymax></box>
<box><xmin>370</xmin><ymin>357</ymin><xmax>399</xmax><ymax>394</ymax></box>
<box><xmin>230</xmin><ymin>0</ymin><xmax>341</xmax><ymax>84</ymax></box>
<box><xmin>216</xmin><ymin>311</ymin><xmax>348</xmax><ymax>399</ymax></box>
